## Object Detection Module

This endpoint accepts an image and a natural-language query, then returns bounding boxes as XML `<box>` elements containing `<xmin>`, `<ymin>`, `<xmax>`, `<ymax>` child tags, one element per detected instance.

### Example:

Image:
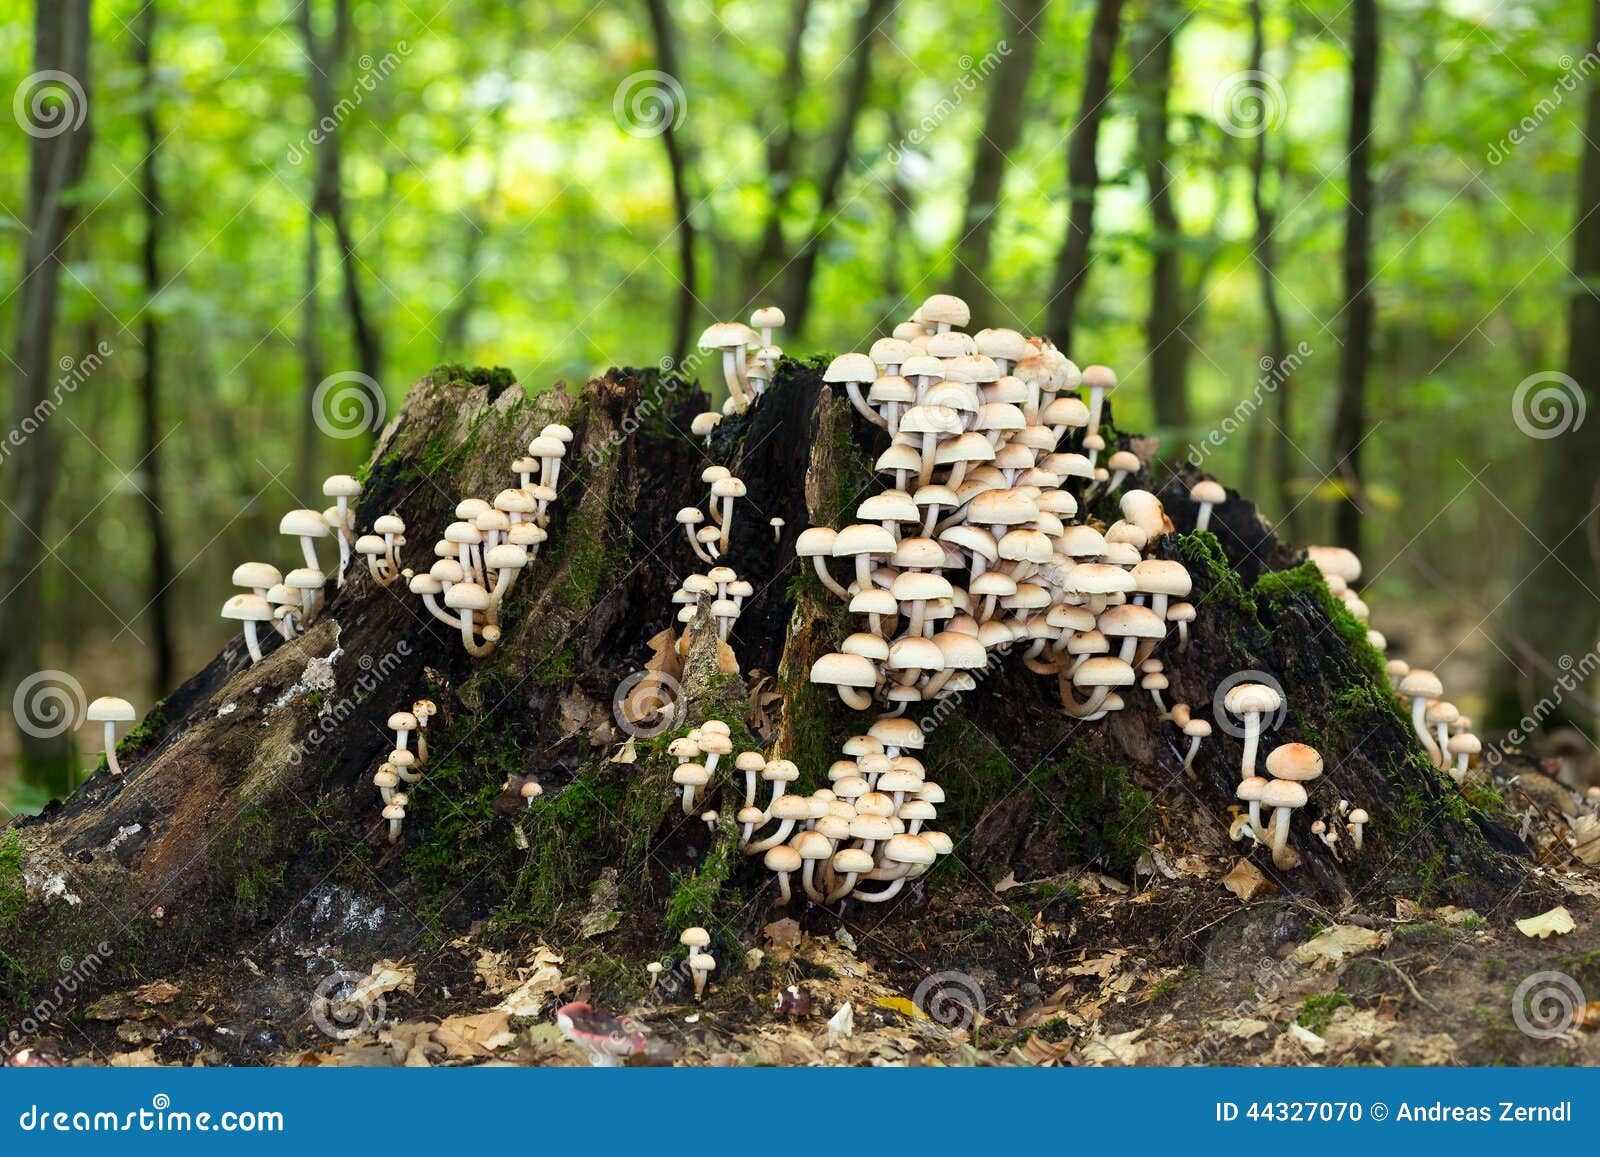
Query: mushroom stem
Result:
<box><xmin>1410</xmin><ymin>697</ymin><xmax>1442</xmax><ymax>766</ymax></box>
<box><xmin>1177</xmin><ymin>619</ymin><xmax>1189</xmax><ymax>651</ymax></box>
<box><xmin>686</xmin><ymin>522</ymin><xmax>715</xmax><ymax>564</ymax></box>
<box><xmin>1240</xmin><ymin>714</ymin><xmax>1262</xmax><ymax>781</ymax></box>
<box><xmin>1270</xmin><ymin>807</ymin><xmax>1294</xmax><ymax>867</ymax></box>
<box><xmin>423</xmin><ymin>593</ymin><xmax>463</xmax><ymax>629</ymax></box>
<box><xmin>681</xmin><ymin>783</ymin><xmax>697</xmax><ymax>815</ymax></box>
<box><xmin>241</xmin><ymin>622</ymin><xmax>264</xmax><ymax>664</ymax></box>
<box><xmin>774</xmin><ymin>870</ymin><xmax>794</xmax><ymax>905</ymax></box>
<box><xmin>298</xmin><ymin>537</ymin><xmax>321</xmax><ymax>572</ymax></box>
<box><xmin>102</xmin><ymin>722</ymin><xmax>124</xmax><ymax>777</ymax></box>
<box><xmin>721</xmin><ymin>349</ymin><xmax>744</xmax><ymax>404</ymax></box>
<box><xmin>1182</xmin><ymin>734</ymin><xmax>1204</xmax><ymax>774</ymax></box>
<box><xmin>801</xmin><ymin>860</ymin><xmax>826</xmax><ymax>904</ymax></box>
<box><xmin>745</xmin><ymin>819</ymin><xmax>796</xmax><ymax>855</ymax></box>
<box><xmin>850</xmin><ymin>876</ymin><xmax>907</xmax><ymax>903</ymax></box>
<box><xmin>1196</xmin><ymin>502</ymin><xmax>1215</xmax><ymax>533</ymax></box>
<box><xmin>336</xmin><ymin>534</ymin><xmax>352</xmax><ymax>587</ymax></box>
<box><xmin>388</xmin><ymin>815</ymin><xmax>403</xmax><ymax>843</ymax></box>
<box><xmin>460</xmin><ymin>610</ymin><xmax>496</xmax><ymax>658</ymax></box>
<box><xmin>811</xmin><ymin>558</ymin><xmax>849</xmax><ymax>600</ymax></box>
<box><xmin>827</xmin><ymin>869</ymin><xmax>863</xmax><ymax>903</ymax></box>
<box><xmin>846</xmin><ymin>381</ymin><xmax>887</xmax><ymax>429</ymax></box>
<box><xmin>835</xmin><ymin>685</ymin><xmax>874</xmax><ymax>711</ymax></box>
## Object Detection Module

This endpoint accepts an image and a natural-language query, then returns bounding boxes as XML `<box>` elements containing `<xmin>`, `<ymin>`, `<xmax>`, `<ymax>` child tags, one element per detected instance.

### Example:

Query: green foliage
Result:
<box><xmin>1297</xmin><ymin>991</ymin><xmax>1353</xmax><ymax>1034</ymax></box>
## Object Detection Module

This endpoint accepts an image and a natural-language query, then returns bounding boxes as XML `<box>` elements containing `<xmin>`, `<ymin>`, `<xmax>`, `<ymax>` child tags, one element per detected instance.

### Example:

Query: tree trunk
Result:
<box><xmin>1329</xmin><ymin>0</ymin><xmax>1379</xmax><ymax>555</ymax></box>
<box><xmin>641</xmin><ymin>0</ymin><xmax>697</xmax><ymax>368</ymax></box>
<box><xmin>1243</xmin><ymin>0</ymin><xmax>1298</xmax><ymax>540</ymax></box>
<box><xmin>1</xmin><ymin>357</ymin><xmax>1537</xmax><ymax>1031</ymax></box>
<box><xmin>746</xmin><ymin>0</ymin><xmax>815</xmax><ymax>298</ymax></box>
<box><xmin>947</xmin><ymin>0</ymin><xmax>1048</xmax><ymax>325</ymax></box>
<box><xmin>1489</xmin><ymin>0</ymin><xmax>1600</xmax><ymax>731</ymax></box>
<box><xmin>135</xmin><ymin>0</ymin><xmax>176</xmax><ymax>696</ymax></box>
<box><xmin>0</xmin><ymin>0</ymin><xmax>94</xmax><ymax>794</ymax></box>
<box><xmin>776</xmin><ymin>0</ymin><xmax>896</xmax><ymax>335</ymax></box>
<box><xmin>1045</xmin><ymin>0</ymin><xmax>1125</xmax><ymax>356</ymax></box>
<box><xmin>299</xmin><ymin>216</ymin><xmax>325</xmax><ymax>502</ymax></box>
<box><xmin>297</xmin><ymin>0</ymin><xmax>381</xmax><ymax>484</ymax></box>
<box><xmin>1131</xmin><ymin>0</ymin><xmax>1191</xmax><ymax>434</ymax></box>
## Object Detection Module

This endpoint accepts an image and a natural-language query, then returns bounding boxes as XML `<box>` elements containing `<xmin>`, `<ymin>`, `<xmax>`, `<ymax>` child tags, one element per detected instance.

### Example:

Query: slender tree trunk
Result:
<box><xmin>1045</xmin><ymin>0</ymin><xmax>1125</xmax><ymax>355</ymax></box>
<box><xmin>300</xmin><ymin>219</ymin><xmax>325</xmax><ymax>502</ymax></box>
<box><xmin>297</xmin><ymin>0</ymin><xmax>381</xmax><ymax>486</ymax></box>
<box><xmin>1131</xmin><ymin>0</ymin><xmax>1190</xmax><ymax>433</ymax></box>
<box><xmin>777</xmin><ymin>0</ymin><xmax>896</xmax><ymax>335</ymax></box>
<box><xmin>1489</xmin><ymin>0</ymin><xmax>1600</xmax><ymax>730</ymax></box>
<box><xmin>0</xmin><ymin>0</ymin><xmax>94</xmax><ymax>792</ymax></box>
<box><xmin>1242</xmin><ymin>0</ymin><xmax>1297</xmax><ymax>538</ymax></box>
<box><xmin>947</xmin><ymin>0</ymin><xmax>1048</xmax><ymax>324</ymax></box>
<box><xmin>1329</xmin><ymin>0</ymin><xmax>1379</xmax><ymax>554</ymax></box>
<box><xmin>134</xmin><ymin>0</ymin><xmax>176</xmax><ymax>694</ymax></box>
<box><xmin>747</xmin><ymin>0</ymin><xmax>815</xmax><ymax>297</ymax></box>
<box><xmin>641</xmin><ymin>0</ymin><xmax>697</xmax><ymax>367</ymax></box>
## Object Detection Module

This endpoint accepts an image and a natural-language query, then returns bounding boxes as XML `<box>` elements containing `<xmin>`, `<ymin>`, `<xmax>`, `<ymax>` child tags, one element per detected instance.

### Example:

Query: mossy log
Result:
<box><xmin>0</xmin><ymin>361</ymin><xmax>1542</xmax><ymax>1019</ymax></box>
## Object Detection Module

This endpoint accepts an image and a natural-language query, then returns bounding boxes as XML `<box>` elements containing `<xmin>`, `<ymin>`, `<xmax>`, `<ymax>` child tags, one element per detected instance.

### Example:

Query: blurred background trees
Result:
<box><xmin>0</xmin><ymin>0</ymin><xmax>1597</xmax><ymax>804</ymax></box>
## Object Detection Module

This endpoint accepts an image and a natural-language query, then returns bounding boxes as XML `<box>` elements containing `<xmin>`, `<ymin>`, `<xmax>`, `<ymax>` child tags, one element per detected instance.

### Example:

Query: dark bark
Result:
<box><xmin>642</xmin><ymin>0</ymin><xmax>697</xmax><ymax>368</ymax></box>
<box><xmin>947</xmin><ymin>0</ymin><xmax>1048</xmax><ymax>324</ymax></box>
<box><xmin>1</xmin><ymin>359</ymin><xmax>1539</xmax><ymax>1033</ymax></box>
<box><xmin>1045</xmin><ymin>0</ymin><xmax>1126</xmax><ymax>355</ymax></box>
<box><xmin>1489</xmin><ymin>0</ymin><xmax>1600</xmax><ymax>730</ymax></box>
<box><xmin>296</xmin><ymin>0</ymin><xmax>382</xmax><ymax>489</ymax></box>
<box><xmin>1329</xmin><ymin>0</ymin><xmax>1379</xmax><ymax>555</ymax></box>
<box><xmin>1243</xmin><ymin>0</ymin><xmax>1297</xmax><ymax>539</ymax></box>
<box><xmin>776</xmin><ymin>0</ymin><xmax>896</xmax><ymax>334</ymax></box>
<box><xmin>0</xmin><ymin>0</ymin><xmax>94</xmax><ymax>792</ymax></box>
<box><xmin>1131</xmin><ymin>0</ymin><xmax>1191</xmax><ymax>433</ymax></box>
<box><xmin>134</xmin><ymin>0</ymin><xmax>176</xmax><ymax>695</ymax></box>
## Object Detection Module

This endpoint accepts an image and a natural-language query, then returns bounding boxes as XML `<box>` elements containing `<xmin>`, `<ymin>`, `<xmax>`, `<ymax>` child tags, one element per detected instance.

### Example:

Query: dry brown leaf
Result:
<box><xmin>1216</xmin><ymin>1017</ymin><xmax>1270</xmax><ymax>1040</ymax></box>
<box><xmin>1221</xmin><ymin>858</ymin><xmax>1274</xmax><ymax>901</ymax></box>
<box><xmin>1292</xmin><ymin>925</ymin><xmax>1385</xmax><ymax>966</ymax></box>
<box><xmin>495</xmin><ymin>947</ymin><xmax>567</xmax><ymax>1016</ymax></box>
<box><xmin>433</xmin><ymin>1011</ymin><xmax>515</xmax><ymax>1058</ymax></box>
<box><xmin>132</xmin><ymin>980</ymin><xmax>180</xmax><ymax>1005</ymax></box>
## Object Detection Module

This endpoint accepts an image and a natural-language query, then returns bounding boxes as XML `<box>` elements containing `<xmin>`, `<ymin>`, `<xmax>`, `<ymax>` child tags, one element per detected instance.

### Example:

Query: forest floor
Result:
<box><xmin>32</xmin><ymin>767</ymin><xmax>1600</xmax><ymax>1069</ymax></box>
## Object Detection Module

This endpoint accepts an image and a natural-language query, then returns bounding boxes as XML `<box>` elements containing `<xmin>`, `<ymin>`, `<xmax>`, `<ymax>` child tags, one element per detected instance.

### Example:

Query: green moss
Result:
<box><xmin>1393</xmin><ymin>921</ymin><xmax>1452</xmax><ymax>945</ymax></box>
<box><xmin>1178</xmin><ymin>530</ymin><xmax>1256</xmax><ymax>621</ymax></box>
<box><xmin>1297</xmin><ymin>991</ymin><xmax>1352</xmax><ymax>1034</ymax></box>
<box><xmin>0</xmin><ymin>832</ymin><xmax>30</xmax><ymax>989</ymax></box>
<box><xmin>1256</xmin><ymin>561</ymin><xmax>1388</xmax><ymax>687</ymax></box>
<box><xmin>222</xmin><ymin>804</ymin><xmax>290</xmax><ymax>921</ymax></box>
<box><xmin>662</xmin><ymin>815</ymin><xmax>740</xmax><ymax>938</ymax></box>
<box><xmin>1048</xmin><ymin>746</ymin><xmax>1153</xmax><ymax>875</ymax></box>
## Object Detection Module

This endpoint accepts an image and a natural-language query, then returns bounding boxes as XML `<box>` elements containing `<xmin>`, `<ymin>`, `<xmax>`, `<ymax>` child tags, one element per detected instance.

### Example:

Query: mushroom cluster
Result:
<box><xmin>1304</xmin><ymin>546</ymin><xmax>1482</xmax><ymax>785</ymax></box>
<box><xmin>407</xmin><ymin>424</ymin><xmax>571</xmax><ymax>657</ymax></box>
<box><xmin>222</xmin><ymin>474</ymin><xmax>389</xmax><ymax>663</ymax></box>
<box><xmin>799</xmin><ymin>294</ymin><xmax>1196</xmax><ymax>727</ymax></box>
<box><xmin>373</xmin><ymin>699</ymin><xmax>435</xmax><ymax>842</ymax></box>
<box><xmin>670</xmin><ymin>566</ymin><xmax>753</xmax><ymax>646</ymax></box>
<box><xmin>695</xmin><ymin>306</ymin><xmax>785</xmax><ymax>418</ymax></box>
<box><xmin>677</xmin><ymin>466</ymin><xmax>747</xmax><ymax>564</ymax></box>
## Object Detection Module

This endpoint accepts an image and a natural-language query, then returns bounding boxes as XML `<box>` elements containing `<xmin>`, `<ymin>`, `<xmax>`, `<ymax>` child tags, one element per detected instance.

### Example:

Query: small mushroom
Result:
<box><xmin>1222</xmin><ymin>681</ymin><xmax>1284</xmax><ymax>782</ymax></box>
<box><xmin>689</xmin><ymin>953</ymin><xmax>716</xmax><ymax>1001</ymax></box>
<box><xmin>672</xmin><ymin>762</ymin><xmax>710</xmax><ymax>815</ymax></box>
<box><xmin>1182</xmin><ymin>718</ymin><xmax>1212</xmax><ymax>774</ymax></box>
<box><xmin>85</xmin><ymin>696</ymin><xmax>137</xmax><ymax>777</ymax></box>
<box><xmin>1447</xmin><ymin>732</ymin><xmax>1481</xmax><ymax>783</ymax></box>
<box><xmin>279</xmin><ymin>508</ymin><xmax>332</xmax><ymax>572</ymax></box>
<box><xmin>221</xmin><ymin>593</ymin><xmax>275</xmax><ymax>664</ymax></box>
<box><xmin>770</xmin><ymin>516</ymin><xmax>785</xmax><ymax>542</ymax></box>
<box><xmin>765</xmin><ymin>844</ymin><xmax>803</xmax><ymax>904</ymax></box>
<box><xmin>1346</xmin><ymin>807</ymin><xmax>1369</xmax><ymax>851</ymax></box>
<box><xmin>1189</xmin><ymin>479</ymin><xmax>1226</xmax><ymax>532</ymax></box>
<box><xmin>1261</xmin><ymin>778</ymin><xmax>1307</xmax><ymax>870</ymax></box>
<box><xmin>1396</xmin><ymin>669</ymin><xmax>1445</xmax><ymax>765</ymax></box>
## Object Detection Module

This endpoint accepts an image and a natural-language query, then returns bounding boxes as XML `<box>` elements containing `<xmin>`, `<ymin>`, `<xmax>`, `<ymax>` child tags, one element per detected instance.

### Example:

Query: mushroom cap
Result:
<box><xmin>1073</xmin><ymin>656</ymin><xmax>1136</xmax><ymax>688</ymax></box>
<box><xmin>698</xmin><ymin>322</ymin><xmax>757</xmax><ymax>350</ymax></box>
<box><xmin>679</xmin><ymin>926</ymin><xmax>711</xmax><ymax>948</ymax></box>
<box><xmin>769</xmin><ymin>794</ymin><xmax>813</xmax><ymax>822</ymax></box>
<box><xmin>764</xmin><ymin>844</ymin><xmax>803</xmax><ymax>873</ymax></box>
<box><xmin>1397</xmin><ymin>669</ymin><xmax>1444</xmax><ymax>699</ymax></box>
<box><xmin>919</xmin><ymin>293</ymin><xmax>970</xmax><ymax>327</ymax></box>
<box><xmin>443</xmin><ymin>581</ymin><xmax>492</xmax><ymax>611</ymax></box>
<box><xmin>1131</xmin><ymin>559</ymin><xmax>1193</xmax><ymax>597</ymax></box>
<box><xmin>697</xmin><ymin>732</ymin><xmax>733</xmax><ymax>756</ymax></box>
<box><xmin>1189</xmin><ymin>479</ymin><xmax>1227</xmax><ymax>505</ymax></box>
<box><xmin>834</xmin><ymin>523</ymin><xmax>898</xmax><ymax>557</ymax></box>
<box><xmin>430</xmin><ymin>558</ymin><xmax>466</xmax><ymax>584</ymax></box>
<box><xmin>485</xmin><ymin>544</ymin><xmax>529</xmax><ymax>570</ymax></box>
<box><xmin>690</xmin><ymin>412</ymin><xmax>721</xmax><ymax>436</ymax></box>
<box><xmin>734</xmin><ymin>750</ymin><xmax>767</xmax><ymax>773</ymax></box>
<box><xmin>1347</xmin><ymin>808</ymin><xmax>1370</xmax><ymax>824</ymax></box>
<box><xmin>884</xmin><ymin>833</ymin><xmax>938</xmax><ymax>866</ymax></box>
<box><xmin>869</xmin><ymin>717</ymin><xmax>925</xmax><ymax>751</ymax></box>
<box><xmin>232</xmin><ymin>562</ymin><xmax>283</xmax><ymax>589</ymax></box>
<box><xmin>279</xmin><ymin>508</ymin><xmax>331</xmax><ymax>539</ymax></box>
<box><xmin>711</xmin><ymin>477</ymin><xmax>747</xmax><ymax>499</ymax></box>
<box><xmin>833</xmin><ymin>848</ymin><xmax>876</xmax><ymax>874</ymax></box>
<box><xmin>793</xmin><ymin>830</ymin><xmax>833</xmax><ymax>860</ymax></box>
<box><xmin>848</xmin><ymin>588</ymin><xmax>897</xmax><ymax>618</ymax></box>
<box><xmin>1098</xmin><ymin>604</ymin><xmax>1167</xmax><ymax>640</ymax></box>
<box><xmin>221</xmin><ymin>593</ymin><xmax>274</xmax><ymax>622</ymax></box>
<box><xmin>737</xmin><ymin>805</ymin><xmax>767</xmax><ymax>827</ymax></box>
<box><xmin>388</xmin><ymin>711</ymin><xmax>419</xmax><ymax>731</ymax></box>
<box><xmin>1447</xmin><ymin>733</ymin><xmax>1482</xmax><ymax>756</ymax></box>
<box><xmin>689</xmin><ymin>953</ymin><xmax>717</xmax><ymax>974</ymax></box>
<box><xmin>1069</xmin><ymin>563</ymin><xmax>1135</xmax><ymax>596</ymax></box>
<box><xmin>1265</xmin><ymin>742</ymin><xmax>1324</xmax><ymax>782</ymax></box>
<box><xmin>389</xmin><ymin>748</ymin><xmax>416</xmax><ymax>768</ymax></box>
<box><xmin>356</xmin><ymin>534</ymin><xmax>388</xmax><ymax>556</ymax></box>
<box><xmin>671</xmin><ymin>762</ymin><xmax>710</xmax><ymax>788</ymax></box>
<box><xmin>1223</xmin><ymin>681</ymin><xmax>1283</xmax><ymax>715</ymax></box>
<box><xmin>86</xmin><ymin>696</ymin><xmax>136</xmax><ymax>723</ymax></box>
<box><xmin>841</xmin><ymin>632</ymin><xmax>891</xmax><ymax>662</ymax></box>
<box><xmin>849</xmin><ymin>814</ymin><xmax>895</xmax><ymax>842</ymax></box>
<box><xmin>1425</xmin><ymin>700</ymin><xmax>1460</xmax><ymax>726</ymax></box>
<box><xmin>1306</xmin><ymin>545</ymin><xmax>1363</xmax><ymax>583</ymax></box>
<box><xmin>382</xmin><ymin>803</ymin><xmax>406</xmax><ymax>821</ymax></box>
<box><xmin>444</xmin><ymin>521</ymin><xmax>483</xmax><ymax>545</ymax></box>
<box><xmin>322</xmin><ymin>474</ymin><xmax>363</xmax><ymax>498</ymax></box>
<box><xmin>824</xmin><ymin>352</ymin><xmax>878</xmax><ymax>383</ymax></box>
<box><xmin>877</xmin><ymin>770</ymin><xmax>924</xmax><ymax>795</ymax></box>
<box><xmin>1081</xmin><ymin>363</ymin><xmax>1118</xmax><ymax>391</ymax></box>
<box><xmin>1260</xmin><ymin>779</ymin><xmax>1307</xmax><ymax>809</ymax></box>
<box><xmin>1184</xmin><ymin>719</ymin><xmax>1213</xmax><ymax>738</ymax></box>
<box><xmin>762</xmin><ymin>759</ymin><xmax>800</xmax><ymax>783</ymax></box>
<box><xmin>285</xmin><ymin>567</ymin><xmax>327</xmax><ymax>590</ymax></box>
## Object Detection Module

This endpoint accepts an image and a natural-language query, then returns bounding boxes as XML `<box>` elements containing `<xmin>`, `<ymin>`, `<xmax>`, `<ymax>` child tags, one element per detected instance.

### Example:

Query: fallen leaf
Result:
<box><xmin>1221</xmin><ymin>858</ymin><xmax>1274</xmax><ymax>901</ymax></box>
<box><xmin>1285</xmin><ymin>1022</ymin><xmax>1325</xmax><ymax>1054</ymax></box>
<box><xmin>610</xmin><ymin>738</ymin><xmax>637</xmax><ymax>764</ymax></box>
<box><xmin>495</xmin><ymin>947</ymin><xmax>568</xmax><ymax>1017</ymax></box>
<box><xmin>826</xmin><ymin>1003</ymin><xmax>854</xmax><ymax>1047</ymax></box>
<box><xmin>875</xmin><ymin>996</ymin><xmax>926</xmax><ymax>1020</ymax></box>
<box><xmin>1516</xmin><ymin>906</ymin><xmax>1576</xmax><ymax>939</ymax></box>
<box><xmin>1571</xmin><ymin>815</ymin><xmax>1600</xmax><ymax>864</ymax></box>
<box><xmin>1293</xmin><ymin>925</ymin><xmax>1385</xmax><ymax>966</ymax></box>
<box><xmin>763</xmin><ymin>918</ymin><xmax>801</xmax><ymax>949</ymax></box>
<box><xmin>433</xmin><ymin>1011</ymin><xmax>515</xmax><ymax>1058</ymax></box>
<box><xmin>1216</xmin><ymin>1017</ymin><xmax>1270</xmax><ymax>1040</ymax></box>
<box><xmin>1079</xmin><ymin>1027</ymin><xmax>1147</xmax><ymax>1065</ymax></box>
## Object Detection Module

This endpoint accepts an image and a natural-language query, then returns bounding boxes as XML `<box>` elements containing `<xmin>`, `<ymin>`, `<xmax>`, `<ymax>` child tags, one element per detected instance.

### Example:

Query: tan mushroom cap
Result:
<box><xmin>1265</xmin><ymin>742</ymin><xmax>1324</xmax><ymax>782</ymax></box>
<box><xmin>1447</xmin><ymin>733</ymin><xmax>1482</xmax><ymax>756</ymax></box>
<box><xmin>764</xmin><ymin>844</ymin><xmax>803</xmax><ymax>873</ymax></box>
<box><xmin>1260</xmin><ymin>779</ymin><xmax>1308</xmax><ymax>809</ymax></box>
<box><xmin>1236</xmin><ymin>776</ymin><xmax>1270</xmax><ymax>802</ymax></box>
<box><xmin>824</xmin><ymin>353</ymin><xmax>878</xmax><ymax>382</ymax></box>
<box><xmin>1223</xmin><ymin>681</ymin><xmax>1283</xmax><ymax>715</ymax></box>
<box><xmin>1189</xmin><ymin>479</ymin><xmax>1226</xmax><ymax>505</ymax></box>
<box><xmin>811</xmin><ymin>652</ymin><xmax>878</xmax><ymax>689</ymax></box>
<box><xmin>680</xmin><ymin>926</ymin><xmax>711</xmax><ymax>949</ymax></box>
<box><xmin>1073</xmin><ymin>656</ymin><xmax>1136</xmax><ymax>688</ymax></box>
<box><xmin>1131</xmin><ymin>559</ymin><xmax>1193</xmax><ymax>597</ymax></box>
<box><xmin>1397</xmin><ymin>669</ymin><xmax>1444</xmax><ymax>699</ymax></box>
<box><xmin>222</xmin><ymin>593</ymin><xmax>274</xmax><ymax>621</ymax></box>
<box><xmin>388</xmin><ymin>712</ymin><xmax>419</xmax><ymax>731</ymax></box>
<box><xmin>232</xmin><ymin>562</ymin><xmax>283</xmax><ymax>589</ymax></box>
<box><xmin>279</xmin><ymin>508</ymin><xmax>331</xmax><ymax>538</ymax></box>
<box><xmin>869</xmin><ymin>717</ymin><xmax>925</xmax><ymax>751</ymax></box>
<box><xmin>1347</xmin><ymin>807</ymin><xmax>1370</xmax><ymax>825</ymax></box>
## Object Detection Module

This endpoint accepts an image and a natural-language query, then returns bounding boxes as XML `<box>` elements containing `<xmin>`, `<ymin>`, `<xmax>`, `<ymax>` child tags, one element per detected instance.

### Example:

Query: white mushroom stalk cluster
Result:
<box><xmin>676</xmin><ymin>466</ymin><xmax>747</xmax><ymax>564</ymax></box>
<box><xmin>671</xmin><ymin>716</ymin><xmax>951</xmax><ymax>906</ymax></box>
<box><xmin>85</xmin><ymin>696</ymin><xmax>137</xmax><ymax>778</ymax></box>
<box><xmin>373</xmin><ymin>700</ymin><xmax>435</xmax><ymax>842</ymax></box>
<box><xmin>407</xmin><ymin>424</ymin><xmax>572</xmax><ymax>657</ymax></box>
<box><xmin>671</xmin><ymin>566</ymin><xmax>753</xmax><ymax>646</ymax></box>
<box><xmin>221</xmin><ymin>474</ymin><xmax>378</xmax><ymax>663</ymax></box>
<box><xmin>1304</xmin><ymin>547</ymin><xmax>1482</xmax><ymax>785</ymax></box>
<box><xmin>799</xmin><ymin>294</ymin><xmax>1196</xmax><ymax>724</ymax></box>
<box><xmin>695</xmin><ymin>306</ymin><xmax>785</xmax><ymax>421</ymax></box>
